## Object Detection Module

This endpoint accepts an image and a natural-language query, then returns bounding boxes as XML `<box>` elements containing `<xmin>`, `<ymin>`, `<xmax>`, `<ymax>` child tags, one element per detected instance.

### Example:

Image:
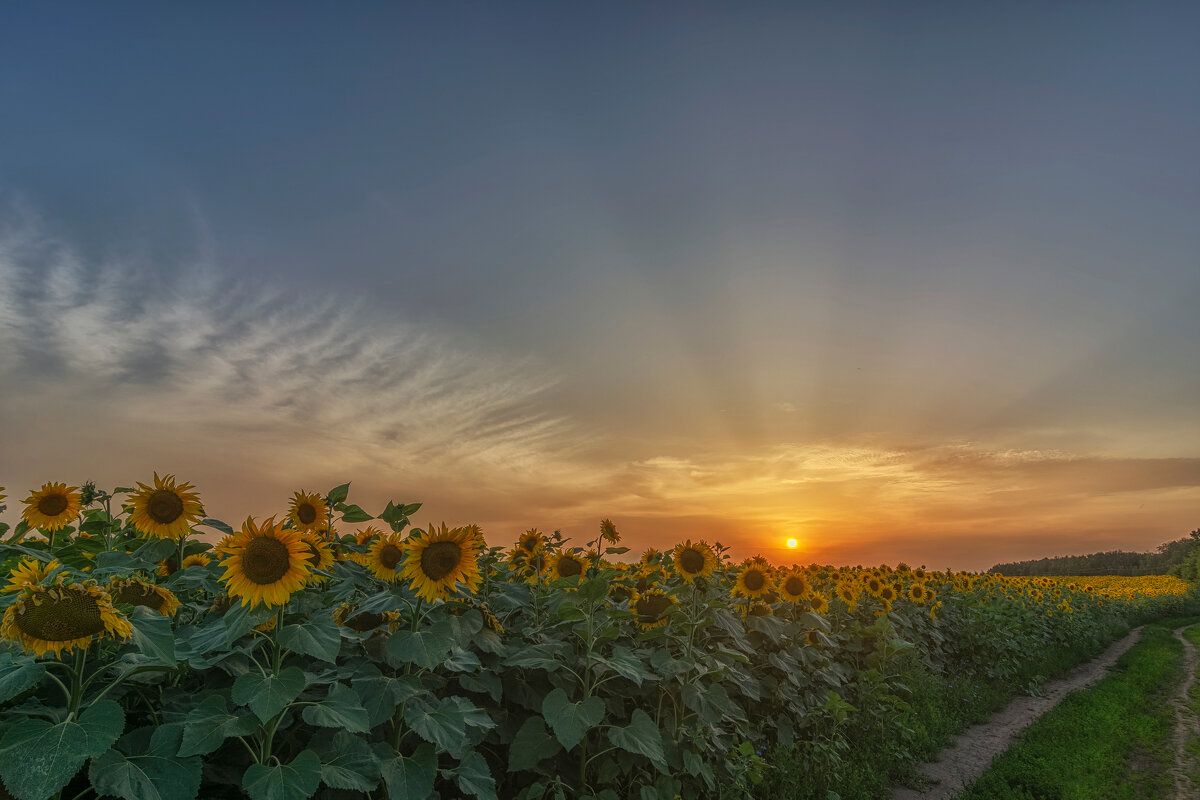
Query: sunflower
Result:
<box><xmin>300</xmin><ymin>532</ymin><xmax>335</xmax><ymax>575</ymax></box>
<box><xmin>21</xmin><ymin>482</ymin><xmax>82</xmax><ymax>532</ymax></box>
<box><xmin>212</xmin><ymin>535</ymin><xmax>237</xmax><ymax>559</ymax></box>
<box><xmin>356</xmin><ymin>526</ymin><xmax>384</xmax><ymax>545</ymax></box>
<box><xmin>865</xmin><ymin>576</ymin><xmax>884</xmax><ymax>597</ymax></box>
<box><xmin>1</xmin><ymin>579</ymin><xmax>132</xmax><ymax>657</ymax></box>
<box><xmin>906</xmin><ymin>583</ymin><xmax>929</xmax><ymax>604</ymax></box>
<box><xmin>287</xmin><ymin>490</ymin><xmax>328</xmax><ymax>534</ymax></box>
<box><xmin>672</xmin><ymin>540</ymin><xmax>717</xmax><ymax>583</ymax></box>
<box><xmin>108</xmin><ymin>577</ymin><xmax>181</xmax><ymax>616</ymax></box>
<box><xmin>220</xmin><ymin>516</ymin><xmax>312</xmax><ymax>607</ymax></box>
<box><xmin>631</xmin><ymin>588</ymin><xmax>676</xmax><ymax>630</ymax></box>
<box><xmin>519</xmin><ymin>551</ymin><xmax>550</xmax><ymax>582</ymax></box>
<box><xmin>400</xmin><ymin>523</ymin><xmax>483</xmax><ymax>602</ymax></box>
<box><xmin>778</xmin><ymin>569</ymin><xmax>810</xmax><ymax>602</ymax></box>
<box><xmin>747</xmin><ymin>601</ymin><xmax>773</xmax><ymax>617</ymax></box>
<box><xmin>809</xmin><ymin>593</ymin><xmax>830</xmax><ymax>615</ymax></box>
<box><xmin>549</xmin><ymin>551</ymin><xmax>586</xmax><ymax>582</ymax></box>
<box><xmin>805</xmin><ymin>629</ymin><xmax>822</xmax><ymax>647</ymax></box>
<box><xmin>835</xmin><ymin>581</ymin><xmax>860</xmax><ymax>611</ymax></box>
<box><xmin>639</xmin><ymin>548</ymin><xmax>661</xmax><ymax>566</ymax></box>
<box><xmin>359</xmin><ymin>533</ymin><xmax>408</xmax><ymax>582</ymax></box>
<box><xmin>126</xmin><ymin>473</ymin><xmax>203</xmax><ymax>539</ymax></box>
<box><xmin>3</xmin><ymin>558</ymin><xmax>60</xmax><ymax>593</ymax></box>
<box><xmin>878</xmin><ymin>585</ymin><xmax>898</xmax><ymax>604</ymax></box>
<box><xmin>599</xmin><ymin>518</ymin><xmax>620</xmax><ymax>545</ymax></box>
<box><xmin>516</xmin><ymin>528</ymin><xmax>545</xmax><ymax>557</ymax></box>
<box><xmin>734</xmin><ymin>565</ymin><xmax>771</xmax><ymax>599</ymax></box>
<box><xmin>333</xmin><ymin>603</ymin><xmax>400</xmax><ymax>633</ymax></box>
<box><xmin>156</xmin><ymin>558</ymin><xmax>179</xmax><ymax>578</ymax></box>
<box><xmin>181</xmin><ymin>554</ymin><xmax>210</xmax><ymax>569</ymax></box>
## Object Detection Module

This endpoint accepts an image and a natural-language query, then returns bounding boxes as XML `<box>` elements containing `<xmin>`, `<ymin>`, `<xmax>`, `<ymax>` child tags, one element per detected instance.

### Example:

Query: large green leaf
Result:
<box><xmin>352</xmin><ymin>670</ymin><xmax>423</xmax><ymax>728</ymax></box>
<box><xmin>129</xmin><ymin>606</ymin><xmax>176</xmax><ymax>665</ymax></box>
<box><xmin>326</xmin><ymin>483</ymin><xmax>351</xmax><ymax>506</ymax></box>
<box><xmin>178</xmin><ymin>695</ymin><xmax>258</xmax><ymax>757</ymax></box>
<box><xmin>374</xmin><ymin>742</ymin><xmax>437</xmax><ymax>799</ymax></box>
<box><xmin>507</xmin><ymin>717</ymin><xmax>560</xmax><ymax>772</ymax></box>
<box><xmin>277</xmin><ymin>615</ymin><xmax>342</xmax><ymax>663</ymax></box>
<box><xmin>243</xmin><ymin>749</ymin><xmax>321</xmax><ymax>800</ymax></box>
<box><xmin>541</xmin><ymin>688</ymin><xmax>603</xmax><ymax>752</ymax></box>
<box><xmin>334</xmin><ymin>503</ymin><xmax>374</xmax><ymax>523</ymax></box>
<box><xmin>88</xmin><ymin>724</ymin><xmax>201</xmax><ymax>800</ymax></box>
<box><xmin>232</xmin><ymin>667</ymin><xmax>306</xmax><ymax>722</ymax></box>
<box><xmin>385</xmin><ymin>618</ymin><xmax>455</xmax><ymax>669</ymax></box>
<box><xmin>590</xmin><ymin>646</ymin><xmax>654</xmax><ymax>687</ymax></box>
<box><xmin>312</xmin><ymin>730</ymin><xmax>379</xmax><ymax>792</ymax></box>
<box><xmin>607</xmin><ymin>709</ymin><xmax>666</xmax><ymax>771</ymax></box>
<box><xmin>404</xmin><ymin>696</ymin><xmax>470</xmax><ymax>757</ymax></box>
<box><xmin>0</xmin><ymin>699</ymin><xmax>124</xmax><ymax>800</ymax></box>
<box><xmin>301</xmin><ymin>683</ymin><xmax>369</xmax><ymax>733</ymax></box>
<box><xmin>456</xmin><ymin>749</ymin><xmax>498</xmax><ymax>800</ymax></box>
<box><xmin>0</xmin><ymin>651</ymin><xmax>44</xmax><ymax>704</ymax></box>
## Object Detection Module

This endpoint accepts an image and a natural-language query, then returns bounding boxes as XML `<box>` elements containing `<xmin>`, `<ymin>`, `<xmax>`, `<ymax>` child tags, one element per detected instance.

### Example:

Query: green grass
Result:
<box><xmin>954</xmin><ymin>617</ymin><xmax>1200</xmax><ymax>800</ymax></box>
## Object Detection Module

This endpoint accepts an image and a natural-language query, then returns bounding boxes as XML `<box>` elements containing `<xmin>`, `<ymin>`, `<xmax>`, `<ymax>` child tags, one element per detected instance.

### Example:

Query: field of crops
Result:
<box><xmin>0</xmin><ymin>478</ymin><xmax>1195</xmax><ymax>800</ymax></box>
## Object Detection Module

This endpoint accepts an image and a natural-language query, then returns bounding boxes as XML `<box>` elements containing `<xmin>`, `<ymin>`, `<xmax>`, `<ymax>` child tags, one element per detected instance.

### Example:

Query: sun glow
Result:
<box><xmin>786</xmin><ymin>538</ymin><xmax>798</xmax><ymax>549</ymax></box>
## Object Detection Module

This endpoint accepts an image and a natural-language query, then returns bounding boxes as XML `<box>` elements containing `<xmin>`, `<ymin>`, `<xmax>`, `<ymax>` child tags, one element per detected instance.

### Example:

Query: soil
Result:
<box><xmin>890</xmin><ymin>626</ymin><xmax>1144</xmax><ymax>800</ymax></box>
<box><xmin>1169</xmin><ymin>625</ymin><xmax>1200</xmax><ymax>799</ymax></box>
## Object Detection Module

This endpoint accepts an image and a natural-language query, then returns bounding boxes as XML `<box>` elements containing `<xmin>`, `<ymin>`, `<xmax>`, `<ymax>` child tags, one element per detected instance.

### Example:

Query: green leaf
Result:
<box><xmin>541</xmin><ymin>688</ymin><xmax>603</xmax><ymax>752</ymax></box>
<box><xmin>301</xmin><ymin>683</ymin><xmax>370</xmax><ymax>733</ymax></box>
<box><xmin>243</xmin><ymin>749</ymin><xmax>321</xmax><ymax>800</ymax></box>
<box><xmin>134</xmin><ymin>537</ymin><xmax>178</xmax><ymax>565</ymax></box>
<box><xmin>577</xmin><ymin>577</ymin><xmax>610</xmax><ymax>603</ymax></box>
<box><xmin>604</xmin><ymin>546</ymin><xmax>631</xmax><ymax>555</ymax></box>
<box><xmin>0</xmin><ymin>699</ymin><xmax>124</xmax><ymax>800</ymax></box>
<box><xmin>591</xmin><ymin>646</ymin><xmax>653</xmax><ymax>687</ymax></box>
<box><xmin>312</xmin><ymin>730</ymin><xmax>379</xmax><ymax>792</ymax></box>
<box><xmin>232</xmin><ymin>667</ymin><xmax>306</xmax><ymax>722</ymax></box>
<box><xmin>507</xmin><ymin>717</ymin><xmax>561</xmax><ymax>772</ymax></box>
<box><xmin>401</xmin><ymin>502</ymin><xmax>422</xmax><ymax>516</ymax></box>
<box><xmin>385</xmin><ymin>618</ymin><xmax>455</xmax><ymax>669</ymax></box>
<box><xmin>0</xmin><ymin>651</ymin><xmax>45</xmax><ymax>704</ymax></box>
<box><xmin>179</xmin><ymin>695</ymin><xmax>259</xmax><ymax>757</ymax></box>
<box><xmin>277</xmin><ymin>614</ymin><xmax>342</xmax><ymax>663</ymax></box>
<box><xmin>375</xmin><ymin>742</ymin><xmax>436</xmax><ymax>799</ymax></box>
<box><xmin>130</xmin><ymin>606</ymin><xmax>176</xmax><ymax>665</ymax></box>
<box><xmin>88</xmin><ymin>724</ymin><xmax>201</xmax><ymax>800</ymax></box>
<box><xmin>607</xmin><ymin>709</ymin><xmax>666</xmax><ymax>770</ymax></box>
<box><xmin>326</xmin><ymin>483</ymin><xmax>351</xmax><ymax>506</ymax></box>
<box><xmin>353</xmin><ymin>670</ymin><xmax>423</xmax><ymax>728</ymax></box>
<box><xmin>504</xmin><ymin>643</ymin><xmax>570</xmax><ymax>671</ymax></box>
<box><xmin>378</xmin><ymin>502</ymin><xmax>410</xmax><ymax>532</ymax></box>
<box><xmin>334</xmin><ymin>503</ymin><xmax>373</xmax><ymax>523</ymax></box>
<box><xmin>198</xmin><ymin>518</ymin><xmax>235</xmax><ymax>536</ymax></box>
<box><xmin>457</xmin><ymin>749</ymin><xmax>498</xmax><ymax>800</ymax></box>
<box><xmin>404</xmin><ymin>695</ymin><xmax>492</xmax><ymax>758</ymax></box>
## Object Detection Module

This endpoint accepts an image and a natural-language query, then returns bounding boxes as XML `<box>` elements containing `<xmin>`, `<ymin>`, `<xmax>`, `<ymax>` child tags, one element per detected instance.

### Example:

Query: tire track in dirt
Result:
<box><xmin>890</xmin><ymin>626</ymin><xmax>1144</xmax><ymax>800</ymax></box>
<box><xmin>1169</xmin><ymin>625</ymin><xmax>1200</xmax><ymax>800</ymax></box>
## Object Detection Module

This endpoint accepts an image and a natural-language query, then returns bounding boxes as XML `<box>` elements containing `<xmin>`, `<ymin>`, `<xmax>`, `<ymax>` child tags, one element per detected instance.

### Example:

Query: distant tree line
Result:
<box><xmin>988</xmin><ymin>529</ymin><xmax>1200</xmax><ymax>577</ymax></box>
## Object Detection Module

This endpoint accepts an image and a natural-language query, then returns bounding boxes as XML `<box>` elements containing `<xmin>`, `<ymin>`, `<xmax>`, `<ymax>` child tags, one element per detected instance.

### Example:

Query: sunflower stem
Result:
<box><xmin>67</xmin><ymin>647</ymin><xmax>87</xmax><ymax>716</ymax></box>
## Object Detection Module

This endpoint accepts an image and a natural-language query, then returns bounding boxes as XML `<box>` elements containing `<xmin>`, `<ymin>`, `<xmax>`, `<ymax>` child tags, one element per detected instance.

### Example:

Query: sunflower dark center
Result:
<box><xmin>242</xmin><ymin>537</ymin><xmax>291</xmax><ymax>585</ymax></box>
<box><xmin>556</xmin><ymin>556</ymin><xmax>583</xmax><ymax>578</ymax></box>
<box><xmin>16</xmin><ymin>588</ymin><xmax>104</xmax><ymax>641</ymax></box>
<box><xmin>520</xmin><ymin>537</ymin><xmax>538</xmax><ymax>553</ymax></box>
<box><xmin>743</xmin><ymin>570</ymin><xmax>766</xmax><ymax>591</ymax></box>
<box><xmin>147</xmin><ymin>490</ymin><xmax>184</xmax><ymax>524</ymax></box>
<box><xmin>379</xmin><ymin>543</ymin><xmax>404</xmax><ymax>570</ymax></box>
<box><xmin>420</xmin><ymin>541</ymin><xmax>461</xmax><ymax>580</ymax></box>
<box><xmin>297</xmin><ymin>503</ymin><xmax>318</xmax><ymax>525</ymax></box>
<box><xmin>635</xmin><ymin>594</ymin><xmax>671</xmax><ymax>618</ymax></box>
<box><xmin>678</xmin><ymin>549</ymin><xmax>704</xmax><ymax>574</ymax></box>
<box><xmin>345</xmin><ymin>611</ymin><xmax>384</xmax><ymax>632</ymax></box>
<box><xmin>37</xmin><ymin>493</ymin><xmax>69</xmax><ymax>517</ymax></box>
<box><xmin>784</xmin><ymin>577</ymin><xmax>806</xmax><ymax>596</ymax></box>
<box><xmin>113</xmin><ymin>584</ymin><xmax>165</xmax><ymax>611</ymax></box>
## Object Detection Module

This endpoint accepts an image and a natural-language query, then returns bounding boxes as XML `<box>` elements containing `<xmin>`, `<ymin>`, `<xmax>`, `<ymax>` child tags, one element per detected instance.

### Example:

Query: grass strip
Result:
<box><xmin>955</xmin><ymin>616</ymin><xmax>1200</xmax><ymax>800</ymax></box>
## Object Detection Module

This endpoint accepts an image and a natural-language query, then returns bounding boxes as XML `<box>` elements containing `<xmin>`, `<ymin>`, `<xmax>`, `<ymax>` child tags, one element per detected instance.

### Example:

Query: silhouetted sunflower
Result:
<box><xmin>21</xmin><ymin>482</ymin><xmax>81</xmax><ymax>532</ymax></box>
<box><xmin>287</xmin><ymin>490</ymin><xmax>328</xmax><ymax>534</ymax></box>
<box><xmin>632</xmin><ymin>588</ymin><xmax>676</xmax><ymax>630</ymax></box>
<box><xmin>671</xmin><ymin>540</ymin><xmax>717</xmax><ymax>583</ymax></box>
<box><xmin>1</xmin><ymin>579</ymin><xmax>132</xmax><ymax>657</ymax></box>
<box><xmin>126</xmin><ymin>473</ymin><xmax>203</xmax><ymax>539</ymax></box>
<box><xmin>400</xmin><ymin>523</ymin><xmax>483</xmax><ymax>602</ymax></box>
<box><xmin>220</xmin><ymin>516</ymin><xmax>311</xmax><ymax>607</ymax></box>
<box><xmin>108</xmin><ymin>577</ymin><xmax>181</xmax><ymax>616</ymax></box>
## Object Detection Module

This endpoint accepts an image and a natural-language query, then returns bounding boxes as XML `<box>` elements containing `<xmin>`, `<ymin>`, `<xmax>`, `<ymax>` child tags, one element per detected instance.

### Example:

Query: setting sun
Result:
<box><xmin>787</xmin><ymin>538</ymin><xmax>798</xmax><ymax>549</ymax></box>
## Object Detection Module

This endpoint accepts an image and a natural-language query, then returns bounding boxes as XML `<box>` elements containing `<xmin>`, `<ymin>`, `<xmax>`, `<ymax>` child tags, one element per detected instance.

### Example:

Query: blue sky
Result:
<box><xmin>2</xmin><ymin>2</ymin><xmax>1199</xmax><ymax>569</ymax></box>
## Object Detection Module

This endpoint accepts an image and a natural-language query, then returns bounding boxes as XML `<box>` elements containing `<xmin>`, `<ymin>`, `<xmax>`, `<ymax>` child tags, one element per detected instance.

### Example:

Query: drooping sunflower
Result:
<box><xmin>220</xmin><ymin>516</ymin><xmax>312</xmax><ymax>607</ymax></box>
<box><xmin>734</xmin><ymin>565</ymin><xmax>771</xmax><ymax>599</ymax></box>
<box><xmin>631</xmin><ymin>588</ymin><xmax>676</xmax><ymax>630</ymax></box>
<box><xmin>3</xmin><ymin>558</ymin><xmax>60</xmax><ymax>593</ymax></box>
<box><xmin>21</xmin><ymin>482</ymin><xmax>82</xmax><ymax>532</ymax></box>
<box><xmin>549</xmin><ymin>551</ymin><xmax>587</xmax><ymax>582</ymax></box>
<box><xmin>599</xmin><ymin>518</ymin><xmax>620</xmax><ymax>545</ymax></box>
<box><xmin>126</xmin><ymin>473</ymin><xmax>203</xmax><ymax>539</ymax></box>
<box><xmin>516</xmin><ymin>528</ymin><xmax>545</xmax><ymax>557</ymax></box>
<box><xmin>672</xmin><ymin>540</ymin><xmax>717</xmax><ymax>583</ymax></box>
<box><xmin>300</xmin><ymin>532</ymin><xmax>335</xmax><ymax>576</ymax></box>
<box><xmin>400</xmin><ymin>523</ymin><xmax>483</xmax><ymax>602</ymax></box>
<box><xmin>333</xmin><ymin>603</ymin><xmax>400</xmax><ymax>633</ymax></box>
<box><xmin>1</xmin><ymin>579</ymin><xmax>132</xmax><ymax>657</ymax></box>
<box><xmin>778</xmin><ymin>569</ymin><xmax>810</xmax><ymax>602</ymax></box>
<box><xmin>359</xmin><ymin>533</ymin><xmax>408</xmax><ymax>582</ymax></box>
<box><xmin>746</xmin><ymin>601</ymin><xmax>773</xmax><ymax>617</ymax></box>
<box><xmin>287</xmin><ymin>490</ymin><xmax>328</xmax><ymax>534</ymax></box>
<box><xmin>181</xmin><ymin>553</ymin><xmax>210</xmax><ymax>570</ymax></box>
<box><xmin>108</xmin><ymin>577</ymin><xmax>181</xmax><ymax>616</ymax></box>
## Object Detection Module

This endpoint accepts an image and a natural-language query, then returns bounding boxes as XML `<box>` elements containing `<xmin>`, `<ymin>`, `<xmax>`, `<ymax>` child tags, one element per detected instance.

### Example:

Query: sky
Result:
<box><xmin>1</xmin><ymin>2</ymin><xmax>1198</xmax><ymax>571</ymax></box>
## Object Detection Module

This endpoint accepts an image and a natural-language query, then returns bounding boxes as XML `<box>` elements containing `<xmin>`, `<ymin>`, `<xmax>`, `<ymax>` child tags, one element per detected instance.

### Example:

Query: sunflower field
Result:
<box><xmin>0</xmin><ymin>479</ymin><xmax>1196</xmax><ymax>800</ymax></box>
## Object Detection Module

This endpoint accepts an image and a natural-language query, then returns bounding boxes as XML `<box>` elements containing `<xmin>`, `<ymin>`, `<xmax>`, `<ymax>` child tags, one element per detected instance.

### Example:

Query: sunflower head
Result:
<box><xmin>287</xmin><ymin>491</ymin><xmax>328</xmax><ymax>534</ymax></box>
<box><xmin>219</xmin><ymin>516</ymin><xmax>312</xmax><ymax>607</ymax></box>
<box><xmin>639</xmin><ymin>548</ymin><xmax>661</xmax><ymax>566</ymax></box>
<box><xmin>672</xmin><ymin>540</ymin><xmax>717</xmax><ymax>583</ymax></box>
<box><xmin>549</xmin><ymin>551</ymin><xmax>586</xmax><ymax>583</ymax></box>
<box><xmin>359</xmin><ymin>533</ymin><xmax>408</xmax><ymax>582</ymax></box>
<box><xmin>778</xmin><ymin>569</ymin><xmax>810</xmax><ymax>602</ymax></box>
<box><xmin>181</xmin><ymin>553</ymin><xmax>210</xmax><ymax>570</ymax></box>
<box><xmin>126</xmin><ymin>473</ymin><xmax>203</xmax><ymax>539</ymax></box>
<box><xmin>746</xmin><ymin>601</ymin><xmax>773</xmax><ymax>618</ymax></box>
<box><xmin>400</xmin><ymin>523</ymin><xmax>483</xmax><ymax>602</ymax></box>
<box><xmin>1</xmin><ymin>579</ymin><xmax>132</xmax><ymax>657</ymax></box>
<box><xmin>517</xmin><ymin>529</ymin><xmax>545</xmax><ymax>556</ymax></box>
<box><xmin>809</xmin><ymin>593</ymin><xmax>830</xmax><ymax>615</ymax></box>
<box><xmin>599</xmin><ymin>518</ymin><xmax>620</xmax><ymax>545</ymax></box>
<box><xmin>21</xmin><ymin>482</ymin><xmax>82</xmax><ymax>533</ymax></box>
<box><xmin>631</xmin><ymin>588</ymin><xmax>676</xmax><ymax>630</ymax></box>
<box><xmin>836</xmin><ymin>581</ymin><xmax>860</xmax><ymax>610</ymax></box>
<box><xmin>734</xmin><ymin>565</ymin><xmax>771</xmax><ymax>599</ymax></box>
<box><xmin>3</xmin><ymin>558</ymin><xmax>61</xmax><ymax>593</ymax></box>
<box><xmin>907</xmin><ymin>583</ymin><xmax>929</xmax><ymax>603</ymax></box>
<box><xmin>108</xmin><ymin>577</ymin><xmax>181</xmax><ymax>616</ymax></box>
<box><xmin>356</xmin><ymin>526</ymin><xmax>384</xmax><ymax>545</ymax></box>
<box><xmin>300</xmin><ymin>532</ymin><xmax>335</xmax><ymax>578</ymax></box>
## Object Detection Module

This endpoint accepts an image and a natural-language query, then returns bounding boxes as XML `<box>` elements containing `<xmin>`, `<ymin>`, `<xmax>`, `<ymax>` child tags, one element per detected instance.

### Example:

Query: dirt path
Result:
<box><xmin>1169</xmin><ymin>625</ymin><xmax>1200</xmax><ymax>799</ymax></box>
<box><xmin>890</xmin><ymin>626</ymin><xmax>1144</xmax><ymax>800</ymax></box>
